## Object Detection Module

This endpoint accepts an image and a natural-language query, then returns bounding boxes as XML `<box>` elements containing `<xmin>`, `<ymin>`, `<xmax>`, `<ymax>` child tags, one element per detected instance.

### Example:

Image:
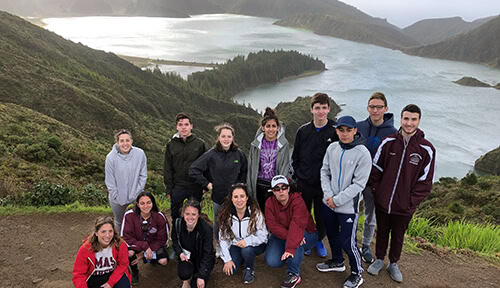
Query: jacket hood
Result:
<box><xmin>339</xmin><ymin>133</ymin><xmax>366</xmax><ymax>150</ymax></box>
<box><xmin>251</xmin><ymin>124</ymin><xmax>287</xmax><ymax>149</ymax></box>
<box><xmin>397</xmin><ymin>128</ymin><xmax>425</xmax><ymax>142</ymax></box>
<box><xmin>112</xmin><ymin>144</ymin><xmax>136</xmax><ymax>160</ymax></box>
<box><xmin>272</xmin><ymin>191</ymin><xmax>302</xmax><ymax>210</ymax></box>
<box><xmin>367</xmin><ymin>113</ymin><xmax>395</xmax><ymax>128</ymax></box>
<box><xmin>172</xmin><ymin>133</ymin><xmax>198</xmax><ymax>142</ymax></box>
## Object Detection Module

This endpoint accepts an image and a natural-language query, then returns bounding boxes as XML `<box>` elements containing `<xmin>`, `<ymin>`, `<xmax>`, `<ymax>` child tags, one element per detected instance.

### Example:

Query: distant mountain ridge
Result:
<box><xmin>404</xmin><ymin>16</ymin><xmax>500</xmax><ymax>68</ymax></box>
<box><xmin>403</xmin><ymin>16</ymin><xmax>497</xmax><ymax>45</ymax></box>
<box><xmin>275</xmin><ymin>13</ymin><xmax>419</xmax><ymax>49</ymax></box>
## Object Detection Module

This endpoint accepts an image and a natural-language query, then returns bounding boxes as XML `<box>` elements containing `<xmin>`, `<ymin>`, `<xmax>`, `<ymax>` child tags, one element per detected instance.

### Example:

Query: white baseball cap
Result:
<box><xmin>271</xmin><ymin>175</ymin><xmax>289</xmax><ymax>188</ymax></box>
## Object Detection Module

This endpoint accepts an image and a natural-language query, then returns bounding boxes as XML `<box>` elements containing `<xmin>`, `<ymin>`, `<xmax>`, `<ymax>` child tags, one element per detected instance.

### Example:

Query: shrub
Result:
<box><xmin>448</xmin><ymin>202</ymin><xmax>465</xmax><ymax>214</ymax></box>
<box><xmin>47</xmin><ymin>136</ymin><xmax>62</xmax><ymax>152</ymax></box>
<box><xmin>76</xmin><ymin>184</ymin><xmax>108</xmax><ymax>206</ymax></box>
<box><xmin>461</xmin><ymin>172</ymin><xmax>478</xmax><ymax>186</ymax></box>
<box><xmin>19</xmin><ymin>181</ymin><xmax>75</xmax><ymax>206</ymax></box>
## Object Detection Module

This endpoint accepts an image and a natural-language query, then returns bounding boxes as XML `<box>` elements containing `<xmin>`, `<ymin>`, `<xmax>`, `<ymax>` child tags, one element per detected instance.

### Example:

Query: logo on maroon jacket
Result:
<box><xmin>409</xmin><ymin>153</ymin><xmax>422</xmax><ymax>166</ymax></box>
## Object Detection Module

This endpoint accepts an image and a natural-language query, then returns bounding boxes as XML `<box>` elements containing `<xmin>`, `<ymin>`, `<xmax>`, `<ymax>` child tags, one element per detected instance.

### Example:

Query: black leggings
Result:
<box><xmin>87</xmin><ymin>273</ymin><xmax>130</xmax><ymax>288</ymax></box>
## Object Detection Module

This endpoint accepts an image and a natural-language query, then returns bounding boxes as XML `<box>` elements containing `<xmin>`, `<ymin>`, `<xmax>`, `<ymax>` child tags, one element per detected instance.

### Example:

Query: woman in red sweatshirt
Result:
<box><xmin>73</xmin><ymin>216</ymin><xmax>131</xmax><ymax>288</ymax></box>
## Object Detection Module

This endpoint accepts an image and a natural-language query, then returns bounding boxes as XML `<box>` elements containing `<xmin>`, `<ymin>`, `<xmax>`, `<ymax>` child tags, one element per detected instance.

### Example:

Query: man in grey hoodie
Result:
<box><xmin>105</xmin><ymin>129</ymin><xmax>147</xmax><ymax>231</ymax></box>
<box><xmin>316</xmin><ymin>116</ymin><xmax>372</xmax><ymax>288</ymax></box>
<box><xmin>356</xmin><ymin>92</ymin><xmax>397</xmax><ymax>264</ymax></box>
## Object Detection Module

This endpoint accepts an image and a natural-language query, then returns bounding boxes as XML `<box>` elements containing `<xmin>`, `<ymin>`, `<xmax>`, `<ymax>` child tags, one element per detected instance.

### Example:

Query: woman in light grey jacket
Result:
<box><xmin>247</xmin><ymin>108</ymin><xmax>290</xmax><ymax>213</ymax></box>
<box><xmin>105</xmin><ymin>129</ymin><xmax>147</xmax><ymax>231</ymax></box>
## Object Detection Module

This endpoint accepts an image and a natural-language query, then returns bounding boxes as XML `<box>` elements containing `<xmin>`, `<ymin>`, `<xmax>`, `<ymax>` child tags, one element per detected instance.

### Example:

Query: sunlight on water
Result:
<box><xmin>43</xmin><ymin>14</ymin><xmax>500</xmax><ymax>179</ymax></box>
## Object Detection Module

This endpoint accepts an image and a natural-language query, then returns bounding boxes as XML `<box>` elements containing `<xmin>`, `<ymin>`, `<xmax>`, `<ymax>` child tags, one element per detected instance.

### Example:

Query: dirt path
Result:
<box><xmin>1</xmin><ymin>213</ymin><xmax>498</xmax><ymax>288</ymax></box>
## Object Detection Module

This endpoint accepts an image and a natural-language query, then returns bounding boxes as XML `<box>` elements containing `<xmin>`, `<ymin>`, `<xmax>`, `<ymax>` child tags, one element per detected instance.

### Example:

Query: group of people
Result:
<box><xmin>72</xmin><ymin>92</ymin><xmax>436</xmax><ymax>288</ymax></box>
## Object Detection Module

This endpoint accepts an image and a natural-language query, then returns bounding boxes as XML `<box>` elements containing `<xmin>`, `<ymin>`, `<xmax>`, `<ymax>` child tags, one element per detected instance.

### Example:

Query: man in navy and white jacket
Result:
<box><xmin>317</xmin><ymin>116</ymin><xmax>372</xmax><ymax>288</ymax></box>
<box><xmin>367</xmin><ymin>104</ymin><xmax>436</xmax><ymax>283</ymax></box>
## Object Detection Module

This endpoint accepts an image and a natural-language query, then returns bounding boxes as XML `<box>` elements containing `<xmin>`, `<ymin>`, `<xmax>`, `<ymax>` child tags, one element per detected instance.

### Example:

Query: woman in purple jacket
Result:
<box><xmin>121</xmin><ymin>192</ymin><xmax>169</xmax><ymax>285</ymax></box>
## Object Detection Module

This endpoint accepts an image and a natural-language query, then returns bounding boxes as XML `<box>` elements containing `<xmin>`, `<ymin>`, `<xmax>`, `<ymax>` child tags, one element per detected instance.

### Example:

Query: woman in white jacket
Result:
<box><xmin>218</xmin><ymin>183</ymin><xmax>268</xmax><ymax>284</ymax></box>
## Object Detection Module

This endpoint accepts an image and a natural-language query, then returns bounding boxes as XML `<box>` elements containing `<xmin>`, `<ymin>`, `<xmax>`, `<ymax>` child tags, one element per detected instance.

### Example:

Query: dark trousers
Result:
<box><xmin>171</xmin><ymin>185</ymin><xmax>203</xmax><ymax>222</ymax></box>
<box><xmin>256</xmin><ymin>179</ymin><xmax>272</xmax><ymax>215</ymax></box>
<box><xmin>87</xmin><ymin>273</ymin><xmax>130</xmax><ymax>288</ymax></box>
<box><xmin>298</xmin><ymin>179</ymin><xmax>325</xmax><ymax>240</ymax></box>
<box><xmin>322</xmin><ymin>204</ymin><xmax>363</xmax><ymax>275</ymax></box>
<box><xmin>375</xmin><ymin>207</ymin><xmax>413</xmax><ymax>263</ymax></box>
<box><xmin>178</xmin><ymin>260</ymin><xmax>207</xmax><ymax>288</ymax></box>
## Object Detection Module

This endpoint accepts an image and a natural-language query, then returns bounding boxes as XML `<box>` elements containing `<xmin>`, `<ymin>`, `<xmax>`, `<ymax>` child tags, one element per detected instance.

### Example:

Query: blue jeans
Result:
<box><xmin>230</xmin><ymin>243</ymin><xmax>266</xmax><ymax>271</ymax></box>
<box><xmin>322</xmin><ymin>203</ymin><xmax>363</xmax><ymax>275</ymax></box>
<box><xmin>264</xmin><ymin>231</ymin><xmax>317</xmax><ymax>275</ymax></box>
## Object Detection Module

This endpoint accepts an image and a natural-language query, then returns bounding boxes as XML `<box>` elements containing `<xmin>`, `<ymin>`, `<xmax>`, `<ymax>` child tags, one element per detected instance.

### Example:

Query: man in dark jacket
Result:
<box><xmin>291</xmin><ymin>93</ymin><xmax>339</xmax><ymax>257</ymax></box>
<box><xmin>356</xmin><ymin>92</ymin><xmax>397</xmax><ymax>264</ymax></box>
<box><xmin>164</xmin><ymin>112</ymin><xmax>207</xmax><ymax>222</ymax></box>
<box><xmin>367</xmin><ymin>104</ymin><xmax>436</xmax><ymax>283</ymax></box>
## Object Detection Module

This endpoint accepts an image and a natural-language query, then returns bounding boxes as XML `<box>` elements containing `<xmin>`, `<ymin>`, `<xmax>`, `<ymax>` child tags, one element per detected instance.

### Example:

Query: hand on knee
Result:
<box><xmin>158</xmin><ymin>258</ymin><xmax>168</xmax><ymax>266</ymax></box>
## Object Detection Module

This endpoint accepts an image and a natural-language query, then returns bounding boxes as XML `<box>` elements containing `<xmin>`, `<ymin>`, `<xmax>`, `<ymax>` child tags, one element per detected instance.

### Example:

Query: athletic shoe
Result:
<box><xmin>343</xmin><ymin>273</ymin><xmax>364</xmax><ymax>288</ymax></box>
<box><xmin>316</xmin><ymin>259</ymin><xmax>346</xmax><ymax>272</ymax></box>
<box><xmin>387</xmin><ymin>263</ymin><xmax>403</xmax><ymax>282</ymax></box>
<box><xmin>304</xmin><ymin>249</ymin><xmax>311</xmax><ymax>256</ymax></box>
<box><xmin>131</xmin><ymin>269</ymin><xmax>139</xmax><ymax>286</ymax></box>
<box><xmin>243</xmin><ymin>268</ymin><xmax>255</xmax><ymax>284</ymax></box>
<box><xmin>315</xmin><ymin>241</ymin><xmax>328</xmax><ymax>258</ymax></box>
<box><xmin>280</xmin><ymin>272</ymin><xmax>301</xmax><ymax>288</ymax></box>
<box><xmin>367</xmin><ymin>259</ymin><xmax>384</xmax><ymax>276</ymax></box>
<box><xmin>361</xmin><ymin>245</ymin><xmax>374</xmax><ymax>264</ymax></box>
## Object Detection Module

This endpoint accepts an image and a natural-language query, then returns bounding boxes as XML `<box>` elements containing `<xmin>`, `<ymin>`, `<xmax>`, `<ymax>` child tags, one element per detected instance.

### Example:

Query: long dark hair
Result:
<box><xmin>85</xmin><ymin>216</ymin><xmax>121</xmax><ymax>252</ymax></box>
<box><xmin>218</xmin><ymin>183</ymin><xmax>261</xmax><ymax>241</ymax></box>
<box><xmin>134</xmin><ymin>192</ymin><xmax>160</xmax><ymax>214</ymax></box>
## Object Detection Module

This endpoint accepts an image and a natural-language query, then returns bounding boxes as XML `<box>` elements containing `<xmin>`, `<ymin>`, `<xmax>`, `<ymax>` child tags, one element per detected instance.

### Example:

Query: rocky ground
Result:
<box><xmin>1</xmin><ymin>212</ymin><xmax>498</xmax><ymax>288</ymax></box>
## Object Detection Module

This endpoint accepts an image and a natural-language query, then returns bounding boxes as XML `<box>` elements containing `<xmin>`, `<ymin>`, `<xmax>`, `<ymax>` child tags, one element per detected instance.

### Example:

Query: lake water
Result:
<box><xmin>43</xmin><ymin>14</ymin><xmax>500</xmax><ymax>179</ymax></box>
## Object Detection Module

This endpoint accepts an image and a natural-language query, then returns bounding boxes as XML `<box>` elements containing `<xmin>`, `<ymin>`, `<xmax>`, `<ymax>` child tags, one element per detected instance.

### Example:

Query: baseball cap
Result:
<box><xmin>336</xmin><ymin>116</ymin><xmax>357</xmax><ymax>128</ymax></box>
<box><xmin>271</xmin><ymin>175</ymin><xmax>289</xmax><ymax>188</ymax></box>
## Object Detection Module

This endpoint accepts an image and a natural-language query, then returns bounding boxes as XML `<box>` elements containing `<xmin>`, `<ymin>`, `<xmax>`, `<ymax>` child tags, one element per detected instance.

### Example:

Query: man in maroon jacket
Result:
<box><xmin>367</xmin><ymin>104</ymin><xmax>436</xmax><ymax>283</ymax></box>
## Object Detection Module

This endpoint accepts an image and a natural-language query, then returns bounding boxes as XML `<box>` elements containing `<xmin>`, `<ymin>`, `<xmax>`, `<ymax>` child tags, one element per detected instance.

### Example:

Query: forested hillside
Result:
<box><xmin>187</xmin><ymin>50</ymin><xmax>325</xmax><ymax>101</ymax></box>
<box><xmin>0</xmin><ymin>11</ymin><xmax>328</xmax><ymax>198</ymax></box>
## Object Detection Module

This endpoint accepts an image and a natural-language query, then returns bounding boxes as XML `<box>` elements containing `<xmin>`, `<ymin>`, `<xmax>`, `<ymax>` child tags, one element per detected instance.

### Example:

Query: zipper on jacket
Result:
<box><xmin>86</xmin><ymin>257</ymin><xmax>96</xmax><ymax>282</ymax></box>
<box><xmin>338</xmin><ymin>149</ymin><xmax>346</xmax><ymax>192</ymax></box>
<box><xmin>388</xmin><ymin>139</ymin><xmax>408</xmax><ymax>214</ymax></box>
<box><xmin>238</xmin><ymin>217</ymin><xmax>242</xmax><ymax>238</ymax></box>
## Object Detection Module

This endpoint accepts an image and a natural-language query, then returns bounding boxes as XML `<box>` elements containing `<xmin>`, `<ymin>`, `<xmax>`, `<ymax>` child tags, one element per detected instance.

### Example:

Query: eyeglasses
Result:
<box><xmin>141</xmin><ymin>220</ymin><xmax>149</xmax><ymax>233</ymax></box>
<box><xmin>368</xmin><ymin>105</ymin><xmax>385</xmax><ymax>110</ymax></box>
<box><xmin>272</xmin><ymin>185</ymin><xmax>289</xmax><ymax>192</ymax></box>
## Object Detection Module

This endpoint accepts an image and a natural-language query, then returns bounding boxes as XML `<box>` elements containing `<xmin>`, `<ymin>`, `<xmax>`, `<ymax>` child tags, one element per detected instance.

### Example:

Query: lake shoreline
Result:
<box><xmin>117</xmin><ymin>55</ymin><xmax>218</xmax><ymax>68</ymax></box>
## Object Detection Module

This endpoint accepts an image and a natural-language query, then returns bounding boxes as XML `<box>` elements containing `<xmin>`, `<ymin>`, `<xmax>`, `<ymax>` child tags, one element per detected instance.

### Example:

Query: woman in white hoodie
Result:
<box><xmin>105</xmin><ymin>129</ymin><xmax>147</xmax><ymax>231</ymax></box>
<box><xmin>218</xmin><ymin>183</ymin><xmax>268</xmax><ymax>284</ymax></box>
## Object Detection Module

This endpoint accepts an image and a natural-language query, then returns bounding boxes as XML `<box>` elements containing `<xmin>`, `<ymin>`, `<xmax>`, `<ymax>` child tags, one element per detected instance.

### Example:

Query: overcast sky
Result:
<box><xmin>341</xmin><ymin>0</ymin><xmax>500</xmax><ymax>28</ymax></box>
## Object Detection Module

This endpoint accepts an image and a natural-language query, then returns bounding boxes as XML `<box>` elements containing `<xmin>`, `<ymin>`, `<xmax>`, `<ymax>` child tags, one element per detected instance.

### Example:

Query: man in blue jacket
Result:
<box><xmin>356</xmin><ymin>92</ymin><xmax>397</xmax><ymax>264</ymax></box>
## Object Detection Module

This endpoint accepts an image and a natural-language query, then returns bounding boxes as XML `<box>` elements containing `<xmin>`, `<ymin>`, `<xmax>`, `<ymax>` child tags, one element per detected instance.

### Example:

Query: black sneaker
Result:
<box><xmin>361</xmin><ymin>245</ymin><xmax>374</xmax><ymax>264</ymax></box>
<box><xmin>131</xmin><ymin>269</ymin><xmax>139</xmax><ymax>286</ymax></box>
<box><xmin>343</xmin><ymin>273</ymin><xmax>363</xmax><ymax>288</ymax></box>
<box><xmin>280</xmin><ymin>272</ymin><xmax>301</xmax><ymax>288</ymax></box>
<box><xmin>243</xmin><ymin>267</ymin><xmax>255</xmax><ymax>284</ymax></box>
<box><xmin>316</xmin><ymin>259</ymin><xmax>346</xmax><ymax>272</ymax></box>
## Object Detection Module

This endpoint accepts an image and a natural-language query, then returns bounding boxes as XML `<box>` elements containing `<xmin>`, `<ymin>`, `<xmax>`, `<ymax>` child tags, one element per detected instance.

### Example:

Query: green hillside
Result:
<box><xmin>475</xmin><ymin>147</ymin><xmax>500</xmax><ymax>175</ymax></box>
<box><xmin>275</xmin><ymin>13</ymin><xmax>418</xmax><ymax>49</ymax></box>
<box><xmin>0</xmin><ymin>11</ymin><xmax>329</xmax><ymax>199</ymax></box>
<box><xmin>404</xmin><ymin>16</ymin><xmax>500</xmax><ymax>68</ymax></box>
<box><xmin>419</xmin><ymin>174</ymin><xmax>500</xmax><ymax>225</ymax></box>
